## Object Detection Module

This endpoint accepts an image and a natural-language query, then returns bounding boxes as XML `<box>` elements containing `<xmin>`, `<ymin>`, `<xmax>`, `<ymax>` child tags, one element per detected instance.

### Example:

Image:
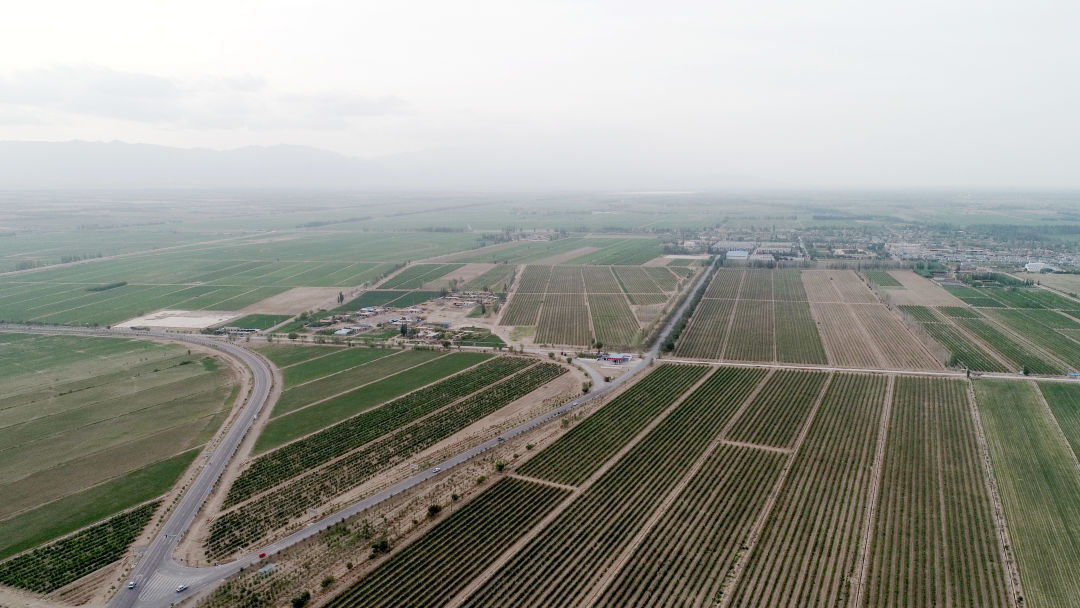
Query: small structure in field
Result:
<box><xmin>597</xmin><ymin>352</ymin><xmax>633</xmax><ymax>365</ymax></box>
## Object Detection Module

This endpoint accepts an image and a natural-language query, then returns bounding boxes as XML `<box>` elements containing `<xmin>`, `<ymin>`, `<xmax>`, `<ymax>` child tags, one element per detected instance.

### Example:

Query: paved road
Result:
<box><xmin>0</xmin><ymin>259</ymin><xmax>719</xmax><ymax>607</ymax></box>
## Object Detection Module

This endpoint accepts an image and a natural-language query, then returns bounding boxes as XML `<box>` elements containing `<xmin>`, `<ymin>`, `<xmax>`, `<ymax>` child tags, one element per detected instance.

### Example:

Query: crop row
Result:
<box><xmin>587</xmin><ymin>294</ymin><xmax>639</xmax><ymax>346</ymax></box>
<box><xmin>989</xmin><ymin>309</ymin><xmax>1080</xmax><ymax>369</ymax></box>
<box><xmin>517</xmin><ymin>364</ymin><xmax>711</xmax><ymax>486</ymax></box>
<box><xmin>726</xmin><ymin>369</ymin><xmax>829</xmax><ymax>448</ymax></box>
<box><xmin>739</xmin><ymin>269</ymin><xmax>773</xmax><ymax>300</ymax></box>
<box><xmin>499</xmin><ymin>292</ymin><xmax>543</xmax><ymax>325</ymax></box>
<box><xmin>812</xmin><ymin>302</ymin><xmax>881</xmax><ymax>367</ymax></box>
<box><xmin>898</xmin><ymin>304</ymin><xmax>941</xmax><ymax>323</ymax></box>
<box><xmin>548</xmin><ymin>266</ymin><xmax>585</xmax><ymax>293</ymax></box>
<box><xmin>534</xmin><ymin>294</ymin><xmax>591</xmax><ymax>345</ymax></box>
<box><xmin>643</xmin><ymin>266</ymin><xmax>680</xmax><ymax>291</ymax></box>
<box><xmin>597</xmin><ymin>444</ymin><xmax>785</xmax><ymax>606</ymax></box>
<box><xmin>919</xmin><ymin>320</ymin><xmax>1008</xmax><ymax>372</ymax></box>
<box><xmin>379</xmin><ymin>263</ymin><xmax>463</xmax><ymax>289</ymax></box>
<box><xmin>324</xmin><ymin>478</ymin><xmax>570</xmax><ymax>608</ymax></box>
<box><xmin>226</xmin><ymin>357</ymin><xmax>535</xmax><ymax>506</ymax></box>
<box><xmin>207</xmin><ymin>363</ymin><xmax>567</xmax><ymax>558</ymax></box>
<box><xmin>865</xmin><ymin>270</ymin><xmax>902</xmax><ymax>287</ymax></box>
<box><xmin>728</xmin><ymin>373</ymin><xmax>886</xmax><ymax>607</ymax></box>
<box><xmin>0</xmin><ymin>502</ymin><xmax>158</xmax><ymax>593</ymax></box>
<box><xmin>773</xmin><ymin>269</ymin><xmax>808</xmax><ymax>301</ymax></box>
<box><xmin>723</xmin><ymin>300</ymin><xmax>774</xmax><ymax>361</ymax></box>
<box><xmin>613</xmin><ymin>266</ymin><xmax>665</xmax><ymax>294</ymax></box>
<box><xmin>975</xmin><ymin>380</ymin><xmax>1080</xmax><ymax>607</ymax></box>
<box><xmin>865</xmin><ymin>377</ymin><xmax>1011</xmax><ymax>607</ymax></box>
<box><xmin>581</xmin><ymin>266</ymin><xmax>623</xmax><ymax>293</ymax></box>
<box><xmin>956</xmin><ymin>318</ymin><xmax>1060</xmax><ymax>374</ymax></box>
<box><xmin>704</xmin><ymin>269</ymin><xmax>744</xmax><ymax>298</ymax></box>
<box><xmin>852</xmin><ymin>304</ymin><xmax>942</xmax><ymax>370</ymax></box>
<box><xmin>515</xmin><ymin>265</ymin><xmax>552</xmax><ymax>293</ymax></box>
<box><xmin>462</xmin><ymin>367</ymin><xmax>767</xmax><ymax>606</ymax></box>
<box><xmin>673</xmin><ymin>299</ymin><xmax>734</xmax><ymax>359</ymax></box>
<box><xmin>774</xmin><ymin>300</ymin><xmax>828</xmax><ymax>364</ymax></box>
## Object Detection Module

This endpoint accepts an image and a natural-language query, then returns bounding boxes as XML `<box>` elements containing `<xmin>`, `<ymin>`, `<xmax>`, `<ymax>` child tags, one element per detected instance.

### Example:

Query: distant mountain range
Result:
<box><xmin>0</xmin><ymin>139</ymin><xmax>770</xmax><ymax>190</ymax></box>
<box><xmin>0</xmin><ymin>141</ymin><xmax>382</xmax><ymax>189</ymax></box>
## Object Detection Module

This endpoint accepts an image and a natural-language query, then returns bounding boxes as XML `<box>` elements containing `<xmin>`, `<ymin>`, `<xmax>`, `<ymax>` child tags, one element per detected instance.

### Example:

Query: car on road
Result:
<box><xmin>176</xmin><ymin>584</ymin><xmax>188</xmax><ymax>593</ymax></box>
<box><xmin>432</xmin><ymin>467</ymin><xmax>441</xmax><ymax>472</ymax></box>
<box><xmin>127</xmin><ymin>581</ymin><xmax>136</xmax><ymax>589</ymax></box>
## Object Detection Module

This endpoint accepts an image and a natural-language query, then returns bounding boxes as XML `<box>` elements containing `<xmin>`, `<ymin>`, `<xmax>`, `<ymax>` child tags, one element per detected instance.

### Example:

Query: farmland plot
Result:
<box><xmin>810</xmin><ymin>302</ymin><xmax>883</xmax><ymax>367</ymax></box>
<box><xmin>581</xmin><ymin>265</ymin><xmax>622</xmax><ymax>293</ymax></box>
<box><xmin>232</xmin><ymin>357</ymin><xmax>532</xmax><ymax>505</ymax></box>
<box><xmin>548</xmin><ymin>266</ymin><xmax>586</xmax><ymax>293</ymax></box>
<box><xmin>975</xmin><ymin>380</ymin><xmax>1080</xmax><ymax>608</ymax></box>
<box><xmin>723</xmin><ymin>300</ymin><xmax>774</xmax><ymax>361</ymax></box>
<box><xmin>257</xmin><ymin>352</ymin><xmax>489</xmax><ymax>451</ymax></box>
<box><xmin>499</xmin><ymin>292</ymin><xmax>543</xmax><ymax>326</ymax></box>
<box><xmin>462</xmin><ymin>368</ymin><xmax>767</xmax><ymax>606</ymax></box>
<box><xmin>728</xmin><ymin>373</ymin><xmax>887</xmax><ymax>607</ymax></box>
<box><xmin>864</xmin><ymin>271</ymin><xmax>902</xmax><ymax>287</ymax></box>
<box><xmin>725</xmin><ymin>370</ymin><xmax>829</xmax><ymax>449</ymax></box>
<box><xmin>739</xmin><ymin>269</ymin><xmax>773</xmax><ymax>300</ymax></box>
<box><xmin>851</xmin><ymin>304</ymin><xmax>943</xmax><ymax>370</ymax></box>
<box><xmin>956</xmin><ymin>318</ymin><xmax>1061</xmax><ymax>375</ymax></box>
<box><xmin>515</xmin><ymin>265</ymin><xmax>552</xmax><ymax>293</ymax></box>
<box><xmin>0</xmin><ymin>334</ymin><xmax>231</xmax><ymax>557</ymax></box>
<box><xmin>379</xmin><ymin>263</ymin><xmax>464</xmax><ymax>289</ymax></box>
<box><xmin>588</xmin><ymin>294</ymin><xmax>639</xmax><ymax>346</ymax></box>
<box><xmin>772</xmin><ymin>269</ymin><xmax>808</xmax><ymax>301</ymax></box>
<box><xmin>1038</xmin><ymin>382</ymin><xmax>1080</xmax><ymax>458</ymax></box>
<box><xmin>643</xmin><ymin>266</ymin><xmax>681</xmax><ymax>291</ymax></box>
<box><xmin>673</xmin><ymin>298</ymin><xmax>734</xmax><ymax>359</ymax></box>
<box><xmin>597</xmin><ymin>445</ymin><xmax>785</xmax><ymax>607</ymax></box>
<box><xmin>774</xmin><ymin>300</ymin><xmax>828</xmax><ymax>364</ymax></box>
<box><xmin>208</xmin><ymin>363</ymin><xmax>568</xmax><ymax>558</ymax></box>
<box><xmin>535</xmin><ymin>293</ymin><xmax>591</xmax><ymax>345</ymax></box>
<box><xmin>613</xmin><ymin>266</ymin><xmax>665</xmax><ymax>294</ymax></box>
<box><xmin>704</xmin><ymin>269</ymin><xmax>744</xmax><ymax>298</ymax></box>
<box><xmin>801</xmin><ymin>270</ymin><xmax>843</xmax><ymax>302</ymax></box>
<box><xmin>518</xmin><ymin>364</ymin><xmax>712</xmax><ymax>485</ymax></box>
<box><xmin>324</xmin><ymin>478</ymin><xmax>569</xmax><ymax>608</ymax></box>
<box><xmin>865</xmin><ymin>377</ymin><xmax>1011</xmax><ymax>608</ymax></box>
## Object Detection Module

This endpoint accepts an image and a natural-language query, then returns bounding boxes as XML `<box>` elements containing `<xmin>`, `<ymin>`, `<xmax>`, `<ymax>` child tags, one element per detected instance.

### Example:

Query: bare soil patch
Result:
<box><xmin>881</xmin><ymin>270</ymin><xmax>965</xmax><ymax>306</ymax></box>
<box><xmin>532</xmin><ymin>247</ymin><xmax>599</xmax><ymax>265</ymax></box>
<box><xmin>240</xmin><ymin>287</ymin><xmax>345</xmax><ymax>314</ymax></box>
<box><xmin>114</xmin><ymin>309</ymin><xmax>239</xmax><ymax>329</ymax></box>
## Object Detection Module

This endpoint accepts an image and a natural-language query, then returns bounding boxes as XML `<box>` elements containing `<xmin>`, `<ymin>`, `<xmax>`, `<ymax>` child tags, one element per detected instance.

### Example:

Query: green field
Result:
<box><xmin>0</xmin><ymin>333</ymin><xmax>233</xmax><ymax>560</ymax></box>
<box><xmin>255</xmin><ymin>350</ymin><xmax>491</xmax><ymax>451</ymax></box>
<box><xmin>975</xmin><ymin>380</ymin><xmax>1080</xmax><ymax>607</ymax></box>
<box><xmin>224</xmin><ymin>313</ymin><xmax>292</xmax><ymax>329</ymax></box>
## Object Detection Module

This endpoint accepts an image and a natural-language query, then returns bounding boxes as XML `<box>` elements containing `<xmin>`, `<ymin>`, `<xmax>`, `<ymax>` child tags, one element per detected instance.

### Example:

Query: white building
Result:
<box><xmin>1025</xmin><ymin>262</ymin><xmax>1056</xmax><ymax>272</ymax></box>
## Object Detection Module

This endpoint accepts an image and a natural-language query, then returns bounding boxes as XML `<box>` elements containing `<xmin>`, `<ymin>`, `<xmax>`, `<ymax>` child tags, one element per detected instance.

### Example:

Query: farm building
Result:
<box><xmin>1025</xmin><ymin>262</ymin><xmax>1057</xmax><ymax>272</ymax></box>
<box><xmin>726</xmin><ymin>250</ymin><xmax>749</xmax><ymax>261</ymax></box>
<box><xmin>597</xmin><ymin>352</ymin><xmax>633</xmax><ymax>364</ymax></box>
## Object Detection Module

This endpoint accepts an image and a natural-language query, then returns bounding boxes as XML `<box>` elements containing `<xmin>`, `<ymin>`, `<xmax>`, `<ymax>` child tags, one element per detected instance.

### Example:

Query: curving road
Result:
<box><xmin>0</xmin><ymin>257</ymin><xmax>720</xmax><ymax>607</ymax></box>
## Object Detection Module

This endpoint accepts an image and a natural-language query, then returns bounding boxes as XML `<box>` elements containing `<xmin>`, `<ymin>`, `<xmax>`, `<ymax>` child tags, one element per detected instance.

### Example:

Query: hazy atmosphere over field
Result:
<box><xmin>2</xmin><ymin>0</ymin><xmax>1078</xmax><ymax>189</ymax></box>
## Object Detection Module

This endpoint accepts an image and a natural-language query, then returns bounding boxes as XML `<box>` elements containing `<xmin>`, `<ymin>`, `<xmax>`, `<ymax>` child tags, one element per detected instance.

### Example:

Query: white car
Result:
<box><xmin>127</xmin><ymin>581</ymin><xmax>136</xmax><ymax>589</ymax></box>
<box><xmin>176</xmin><ymin>584</ymin><xmax>188</xmax><ymax>593</ymax></box>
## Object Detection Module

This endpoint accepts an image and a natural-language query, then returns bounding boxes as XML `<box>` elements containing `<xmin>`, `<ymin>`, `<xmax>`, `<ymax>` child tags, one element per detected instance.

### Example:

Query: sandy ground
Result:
<box><xmin>240</xmin><ymin>286</ymin><xmax>345</xmax><ymax>314</ymax></box>
<box><xmin>114</xmin><ymin>310</ymin><xmax>239</xmax><ymax>329</ymax></box>
<box><xmin>421</xmin><ymin>263</ymin><xmax>495</xmax><ymax>290</ymax></box>
<box><xmin>881</xmin><ymin>270</ymin><xmax>966</xmax><ymax>306</ymax></box>
<box><xmin>532</xmin><ymin>247</ymin><xmax>599</xmax><ymax>265</ymax></box>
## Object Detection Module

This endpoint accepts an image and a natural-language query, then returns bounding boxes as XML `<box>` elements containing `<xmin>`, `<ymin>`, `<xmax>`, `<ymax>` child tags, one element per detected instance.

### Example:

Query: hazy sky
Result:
<box><xmin>2</xmin><ymin>1</ymin><xmax>1078</xmax><ymax>188</ymax></box>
